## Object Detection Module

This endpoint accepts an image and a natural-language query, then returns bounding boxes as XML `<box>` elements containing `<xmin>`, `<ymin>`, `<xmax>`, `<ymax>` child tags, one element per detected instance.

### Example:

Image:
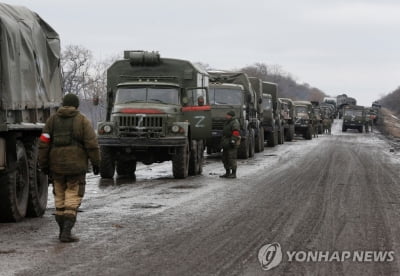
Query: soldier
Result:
<box><xmin>38</xmin><ymin>94</ymin><xmax>100</xmax><ymax>242</ymax></box>
<box><xmin>220</xmin><ymin>111</ymin><xmax>241</xmax><ymax>179</ymax></box>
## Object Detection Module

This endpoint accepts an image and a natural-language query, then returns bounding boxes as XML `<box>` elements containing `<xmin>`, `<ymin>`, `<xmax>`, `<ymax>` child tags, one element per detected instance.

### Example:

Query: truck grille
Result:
<box><xmin>212</xmin><ymin>120</ymin><xmax>225</xmax><ymax>130</ymax></box>
<box><xmin>115</xmin><ymin>115</ymin><xmax>165</xmax><ymax>137</ymax></box>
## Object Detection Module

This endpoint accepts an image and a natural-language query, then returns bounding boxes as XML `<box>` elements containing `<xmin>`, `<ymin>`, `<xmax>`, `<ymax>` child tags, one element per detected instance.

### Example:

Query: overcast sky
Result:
<box><xmin>3</xmin><ymin>0</ymin><xmax>400</xmax><ymax>106</ymax></box>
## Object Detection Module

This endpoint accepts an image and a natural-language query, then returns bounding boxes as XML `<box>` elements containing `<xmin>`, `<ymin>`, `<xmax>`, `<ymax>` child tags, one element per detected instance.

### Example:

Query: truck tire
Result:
<box><xmin>260</xmin><ymin>128</ymin><xmax>265</xmax><ymax>151</ymax></box>
<box><xmin>0</xmin><ymin>141</ymin><xmax>29</xmax><ymax>222</ymax></box>
<box><xmin>342</xmin><ymin>126</ymin><xmax>347</xmax><ymax>132</ymax></box>
<box><xmin>238</xmin><ymin>133</ymin><xmax>249</xmax><ymax>159</ymax></box>
<box><xmin>286</xmin><ymin>125</ymin><xmax>294</xmax><ymax>141</ymax></box>
<box><xmin>249</xmin><ymin>129</ymin><xmax>255</xmax><ymax>157</ymax></box>
<box><xmin>116</xmin><ymin>160</ymin><xmax>137</xmax><ymax>176</ymax></box>
<box><xmin>278</xmin><ymin>127</ymin><xmax>284</xmax><ymax>144</ymax></box>
<box><xmin>254</xmin><ymin>128</ymin><xmax>261</xmax><ymax>152</ymax></box>
<box><xmin>189</xmin><ymin>140</ymin><xmax>204</xmax><ymax>175</ymax></box>
<box><xmin>267</xmin><ymin>130</ymin><xmax>277</xmax><ymax>147</ymax></box>
<box><xmin>358</xmin><ymin>126</ymin><xmax>363</xmax><ymax>133</ymax></box>
<box><xmin>305</xmin><ymin>126</ymin><xmax>313</xmax><ymax>140</ymax></box>
<box><xmin>100</xmin><ymin>146</ymin><xmax>115</xmax><ymax>178</ymax></box>
<box><xmin>26</xmin><ymin>138</ymin><xmax>48</xmax><ymax>218</ymax></box>
<box><xmin>172</xmin><ymin>140</ymin><xmax>190</xmax><ymax>179</ymax></box>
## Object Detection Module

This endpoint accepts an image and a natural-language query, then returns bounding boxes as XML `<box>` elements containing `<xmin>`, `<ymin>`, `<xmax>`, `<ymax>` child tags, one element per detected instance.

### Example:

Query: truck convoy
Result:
<box><xmin>97</xmin><ymin>51</ymin><xmax>211</xmax><ymax>179</ymax></box>
<box><xmin>0</xmin><ymin>4</ymin><xmax>63</xmax><ymax>222</ymax></box>
<box><xmin>205</xmin><ymin>72</ymin><xmax>262</xmax><ymax>158</ymax></box>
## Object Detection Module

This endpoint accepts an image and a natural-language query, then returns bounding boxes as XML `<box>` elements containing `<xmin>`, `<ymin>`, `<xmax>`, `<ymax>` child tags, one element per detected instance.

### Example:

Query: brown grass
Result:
<box><xmin>379</xmin><ymin>108</ymin><xmax>400</xmax><ymax>138</ymax></box>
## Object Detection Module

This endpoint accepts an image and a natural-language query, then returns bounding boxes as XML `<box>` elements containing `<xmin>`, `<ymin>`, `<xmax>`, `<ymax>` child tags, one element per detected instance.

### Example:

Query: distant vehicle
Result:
<box><xmin>0</xmin><ymin>3</ymin><xmax>63</xmax><ymax>222</ymax></box>
<box><xmin>311</xmin><ymin>101</ymin><xmax>323</xmax><ymax>135</ymax></box>
<box><xmin>342</xmin><ymin>105</ymin><xmax>366</xmax><ymax>133</ymax></box>
<box><xmin>279</xmin><ymin>98</ymin><xmax>295</xmax><ymax>141</ymax></box>
<box><xmin>293</xmin><ymin>101</ymin><xmax>315</xmax><ymax>140</ymax></box>
<box><xmin>97</xmin><ymin>51</ymin><xmax>211</xmax><ymax>179</ymax></box>
<box><xmin>261</xmin><ymin>82</ymin><xmax>284</xmax><ymax>146</ymax></box>
<box><xmin>205</xmin><ymin>72</ymin><xmax>261</xmax><ymax>159</ymax></box>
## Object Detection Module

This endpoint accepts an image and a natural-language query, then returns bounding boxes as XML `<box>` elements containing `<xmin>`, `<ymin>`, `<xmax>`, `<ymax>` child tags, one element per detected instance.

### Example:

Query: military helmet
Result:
<box><xmin>62</xmin><ymin>93</ymin><xmax>80</xmax><ymax>108</ymax></box>
<box><xmin>227</xmin><ymin>110</ymin><xmax>235</xmax><ymax>117</ymax></box>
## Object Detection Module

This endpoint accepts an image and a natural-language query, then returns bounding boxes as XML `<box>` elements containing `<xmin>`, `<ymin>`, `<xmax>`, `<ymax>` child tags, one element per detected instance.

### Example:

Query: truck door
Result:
<box><xmin>182</xmin><ymin>88</ymin><xmax>212</xmax><ymax>139</ymax></box>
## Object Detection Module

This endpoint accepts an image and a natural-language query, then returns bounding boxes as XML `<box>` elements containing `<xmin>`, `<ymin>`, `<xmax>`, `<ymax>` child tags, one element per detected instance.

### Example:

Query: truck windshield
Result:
<box><xmin>262</xmin><ymin>98</ymin><xmax>272</xmax><ymax>110</ymax></box>
<box><xmin>296</xmin><ymin>106</ymin><xmax>308</xmax><ymax>114</ymax></box>
<box><xmin>344</xmin><ymin>110</ymin><xmax>363</xmax><ymax>117</ymax></box>
<box><xmin>209</xmin><ymin>88</ymin><xmax>242</xmax><ymax>105</ymax></box>
<box><xmin>115</xmin><ymin>87</ymin><xmax>179</xmax><ymax>105</ymax></box>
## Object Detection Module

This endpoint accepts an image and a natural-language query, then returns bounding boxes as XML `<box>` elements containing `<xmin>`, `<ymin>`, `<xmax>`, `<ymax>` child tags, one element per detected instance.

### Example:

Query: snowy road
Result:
<box><xmin>1</xmin><ymin>120</ymin><xmax>400</xmax><ymax>275</ymax></box>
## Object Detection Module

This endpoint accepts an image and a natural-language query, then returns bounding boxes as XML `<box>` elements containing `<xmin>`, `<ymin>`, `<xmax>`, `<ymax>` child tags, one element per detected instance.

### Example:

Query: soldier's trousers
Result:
<box><xmin>52</xmin><ymin>173</ymin><xmax>86</xmax><ymax>217</ymax></box>
<box><xmin>222</xmin><ymin>147</ymin><xmax>237</xmax><ymax>170</ymax></box>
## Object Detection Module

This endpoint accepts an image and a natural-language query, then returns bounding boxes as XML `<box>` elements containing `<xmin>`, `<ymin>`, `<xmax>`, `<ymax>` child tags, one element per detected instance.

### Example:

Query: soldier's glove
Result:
<box><xmin>92</xmin><ymin>165</ymin><xmax>100</xmax><ymax>175</ymax></box>
<box><xmin>230</xmin><ymin>140</ymin><xmax>236</xmax><ymax>147</ymax></box>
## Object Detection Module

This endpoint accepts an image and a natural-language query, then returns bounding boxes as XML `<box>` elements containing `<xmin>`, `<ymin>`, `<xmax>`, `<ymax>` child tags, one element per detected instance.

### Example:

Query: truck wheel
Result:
<box><xmin>305</xmin><ymin>126</ymin><xmax>312</xmax><ymax>140</ymax></box>
<box><xmin>358</xmin><ymin>126</ymin><xmax>363</xmax><ymax>133</ymax></box>
<box><xmin>116</xmin><ymin>160</ymin><xmax>136</xmax><ymax>176</ymax></box>
<box><xmin>278</xmin><ymin>127</ymin><xmax>284</xmax><ymax>144</ymax></box>
<box><xmin>260</xmin><ymin>128</ymin><xmax>265</xmax><ymax>151</ymax></box>
<box><xmin>342</xmin><ymin>126</ymin><xmax>347</xmax><ymax>132</ymax></box>
<box><xmin>172</xmin><ymin>140</ymin><xmax>190</xmax><ymax>179</ymax></box>
<box><xmin>189</xmin><ymin>140</ymin><xmax>201</xmax><ymax>175</ymax></box>
<box><xmin>26</xmin><ymin>138</ymin><xmax>48</xmax><ymax>218</ymax></box>
<box><xmin>197</xmin><ymin>140</ymin><xmax>204</xmax><ymax>174</ymax></box>
<box><xmin>267</xmin><ymin>130</ymin><xmax>277</xmax><ymax>147</ymax></box>
<box><xmin>100</xmin><ymin>146</ymin><xmax>115</xmax><ymax>178</ymax></box>
<box><xmin>238</xmin><ymin>133</ymin><xmax>249</xmax><ymax>159</ymax></box>
<box><xmin>0</xmin><ymin>141</ymin><xmax>29</xmax><ymax>222</ymax></box>
<box><xmin>287</xmin><ymin>125</ymin><xmax>294</xmax><ymax>141</ymax></box>
<box><xmin>249</xmin><ymin>129</ymin><xmax>255</xmax><ymax>157</ymax></box>
<box><xmin>254</xmin><ymin>128</ymin><xmax>261</xmax><ymax>153</ymax></box>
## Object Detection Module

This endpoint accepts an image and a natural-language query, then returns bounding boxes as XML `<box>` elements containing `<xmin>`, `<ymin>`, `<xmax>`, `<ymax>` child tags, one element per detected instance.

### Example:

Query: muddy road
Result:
<box><xmin>2</xmin><ymin>120</ymin><xmax>400</xmax><ymax>276</ymax></box>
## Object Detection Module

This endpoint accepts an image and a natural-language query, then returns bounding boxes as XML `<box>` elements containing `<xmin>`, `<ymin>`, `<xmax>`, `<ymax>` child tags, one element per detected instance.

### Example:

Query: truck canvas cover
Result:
<box><xmin>0</xmin><ymin>3</ymin><xmax>62</xmax><ymax>110</ymax></box>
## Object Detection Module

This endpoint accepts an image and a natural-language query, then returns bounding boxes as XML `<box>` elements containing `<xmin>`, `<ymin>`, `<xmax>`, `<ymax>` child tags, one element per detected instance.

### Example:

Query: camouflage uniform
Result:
<box><xmin>220</xmin><ymin>113</ymin><xmax>240</xmax><ymax>178</ymax></box>
<box><xmin>39</xmin><ymin>94</ymin><xmax>100</xmax><ymax>242</ymax></box>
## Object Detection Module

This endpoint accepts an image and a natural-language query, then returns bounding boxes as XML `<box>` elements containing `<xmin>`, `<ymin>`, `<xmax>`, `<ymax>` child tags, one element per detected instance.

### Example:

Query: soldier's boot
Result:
<box><xmin>227</xmin><ymin>169</ymin><xmax>237</xmax><ymax>178</ymax></box>
<box><xmin>55</xmin><ymin>215</ymin><xmax>64</xmax><ymax>240</ymax></box>
<box><xmin>220</xmin><ymin>169</ymin><xmax>231</xmax><ymax>178</ymax></box>
<box><xmin>60</xmin><ymin>215</ymin><xmax>79</xmax><ymax>243</ymax></box>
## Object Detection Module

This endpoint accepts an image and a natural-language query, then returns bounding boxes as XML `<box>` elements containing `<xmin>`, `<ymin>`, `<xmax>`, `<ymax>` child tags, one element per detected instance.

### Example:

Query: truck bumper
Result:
<box><xmin>98</xmin><ymin>136</ymin><xmax>187</xmax><ymax>147</ymax></box>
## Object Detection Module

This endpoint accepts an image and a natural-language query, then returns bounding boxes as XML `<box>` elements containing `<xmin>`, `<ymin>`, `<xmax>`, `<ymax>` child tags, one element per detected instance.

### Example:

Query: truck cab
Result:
<box><xmin>98</xmin><ymin>51</ymin><xmax>211</xmax><ymax>179</ymax></box>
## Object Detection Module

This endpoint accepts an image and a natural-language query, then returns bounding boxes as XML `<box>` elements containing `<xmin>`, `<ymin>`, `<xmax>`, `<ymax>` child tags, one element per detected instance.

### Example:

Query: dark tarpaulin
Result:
<box><xmin>0</xmin><ymin>3</ymin><xmax>62</xmax><ymax>110</ymax></box>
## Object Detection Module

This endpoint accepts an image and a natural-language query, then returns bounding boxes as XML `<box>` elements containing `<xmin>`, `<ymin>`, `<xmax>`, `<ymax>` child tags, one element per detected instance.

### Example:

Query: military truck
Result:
<box><xmin>279</xmin><ymin>98</ymin><xmax>295</xmax><ymax>141</ymax></box>
<box><xmin>205</xmin><ymin>72</ymin><xmax>260</xmax><ymax>158</ymax></box>
<box><xmin>342</xmin><ymin>105</ymin><xmax>366</xmax><ymax>133</ymax></box>
<box><xmin>0</xmin><ymin>4</ymin><xmax>62</xmax><ymax>222</ymax></box>
<box><xmin>97</xmin><ymin>51</ymin><xmax>211</xmax><ymax>179</ymax></box>
<box><xmin>293</xmin><ymin>101</ymin><xmax>314</xmax><ymax>140</ymax></box>
<box><xmin>261</xmin><ymin>82</ymin><xmax>284</xmax><ymax>146</ymax></box>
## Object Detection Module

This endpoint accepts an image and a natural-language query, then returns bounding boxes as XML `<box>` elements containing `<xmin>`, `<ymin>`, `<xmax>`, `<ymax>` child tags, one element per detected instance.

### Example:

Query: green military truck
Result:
<box><xmin>205</xmin><ymin>72</ymin><xmax>261</xmax><ymax>159</ymax></box>
<box><xmin>0</xmin><ymin>4</ymin><xmax>63</xmax><ymax>222</ymax></box>
<box><xmin>279</xmin><ymin>98</ymin><xmax>295</xmax><ymax>141</ymax></box>
<box><xmin>261</xmin><ymin>82</ymin><xmax>284</xmax><ymax>146</ymax></box>
<box><xmin>97</xmin><ymin>51</ymin><xmax>211</xmax><ymax>179</ymax></box>
<box><xmin>248</xmin><ymin>77</ymin><xmax>265</xmax><ymax>152</ymax></box>
<box><xmin>293</xmin><ymin>101</ymin><xmax>314</xmax><ymax>140</ymax></box>
<box><xmin>342</xmin><ymin>105</ymin><xmax>366</xmax><ymax>133</ymax></box>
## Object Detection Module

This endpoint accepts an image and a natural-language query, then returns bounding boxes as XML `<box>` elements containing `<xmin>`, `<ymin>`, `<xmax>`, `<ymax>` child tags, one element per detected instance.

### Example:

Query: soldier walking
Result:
<box><xmin>39</xmin><ymin>94</ymin><xmax>100</xmax><ymax>242</ymax></box>
<box><xmin>220</xmin><ymin>111</ymin><xmax>241</xmax><ymax>179</ymax></box>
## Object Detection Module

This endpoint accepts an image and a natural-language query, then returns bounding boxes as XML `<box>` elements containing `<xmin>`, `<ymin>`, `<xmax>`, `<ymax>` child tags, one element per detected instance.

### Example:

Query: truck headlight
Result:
<box><xmin>171</xmin><ymin>125</ymin><xmax>180</xmax><ymax>133</ymax></box>
<box><xmin>103</xmin><ymin>125</ymin><xmax>112</xmax><ymax>133</ymax></box>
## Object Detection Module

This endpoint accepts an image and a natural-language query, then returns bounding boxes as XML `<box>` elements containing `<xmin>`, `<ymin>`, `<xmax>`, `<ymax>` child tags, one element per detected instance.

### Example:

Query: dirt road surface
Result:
<box><xmin>1</xmin><ymin>120</ymin><xmax>400</xmax><ymax>276</ymax></box>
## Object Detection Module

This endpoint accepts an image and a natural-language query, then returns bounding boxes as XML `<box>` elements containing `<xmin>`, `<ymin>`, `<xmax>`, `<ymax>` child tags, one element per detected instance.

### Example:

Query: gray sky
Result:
<box><xmin>4</xmin><ymin>0</ymin><xmax>400</xmax><ymax>106</ymax></box>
